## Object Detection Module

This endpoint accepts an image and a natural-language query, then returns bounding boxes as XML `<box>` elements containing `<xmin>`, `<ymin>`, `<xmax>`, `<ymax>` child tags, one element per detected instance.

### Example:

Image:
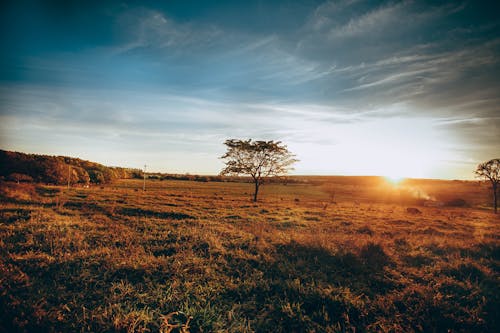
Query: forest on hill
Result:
<box><xmin>0</xmin><ymin>150</ymin><xmax>309</xmax><ymax>186</ymax></box>
<box><xmin>0</xmin><ymin>150</ymin><xmax>142</xmax><ymax>185</ymax></box>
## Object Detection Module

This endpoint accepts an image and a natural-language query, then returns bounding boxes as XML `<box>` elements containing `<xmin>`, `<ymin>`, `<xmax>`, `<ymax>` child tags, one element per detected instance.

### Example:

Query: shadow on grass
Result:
<box><xmin>0</xmin><ymin>208</ymin><xmax>31</xmax><ymax>224</ymax></box>
<box><xmin>60</xmin><ymin>202</ymin><xmax>196</xmax><ymax>221</ymax></box>
<box><xmin>118</xmin><ymin>207</ymin><xmax>195</xmax><ymax>220</ymax></box>
<box><xmin>0</xmin><ymin>256</ymin><xmax>176</xmax><ymax>333</ymax></box>
<box><xmin>216</xmin><ymin>241</ymin><xmax>394</xmax><ymax>332</ymax></box>
<box><xmin>35</xmin><ymin>186</ymin><xmax>61</xmax><ymax>197</ymax></box>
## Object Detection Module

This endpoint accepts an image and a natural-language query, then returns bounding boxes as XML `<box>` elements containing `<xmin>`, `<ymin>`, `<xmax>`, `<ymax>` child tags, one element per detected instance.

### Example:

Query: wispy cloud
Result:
<box><xmin>115</xmin><ymin>9</ymin><xmax>223</xmax><ymax>54</ymax></box>
<box><xmin>1</xmin><ymin>1</ymin><xmax>499</xmax><ymax>178</ymax></box>
<box><xmin>307</xmin><ymin>0</ymin><xmax>465</xmax><ymax>40</ymax></box>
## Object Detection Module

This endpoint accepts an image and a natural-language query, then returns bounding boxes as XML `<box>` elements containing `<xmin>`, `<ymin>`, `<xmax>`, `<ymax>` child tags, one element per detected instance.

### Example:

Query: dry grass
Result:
<box><xmin>0</xmin><ymin>178</ymin><xmax>498</xmax><ymax>332</ymax></box>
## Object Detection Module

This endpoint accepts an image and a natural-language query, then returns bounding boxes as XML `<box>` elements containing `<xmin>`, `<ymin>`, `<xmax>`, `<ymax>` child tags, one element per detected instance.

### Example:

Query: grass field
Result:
<box><xmin>0</xmin><ymin>177</ymin><xmax>499</xmax><ymax>332</ymax></box>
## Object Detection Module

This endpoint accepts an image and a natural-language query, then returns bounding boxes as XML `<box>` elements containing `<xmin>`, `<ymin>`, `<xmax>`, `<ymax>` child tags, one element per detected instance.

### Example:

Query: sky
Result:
<box><xmin>1</xmin><ymin>0</ymin><xmax>499</xmax><ymax>179</ymax></box>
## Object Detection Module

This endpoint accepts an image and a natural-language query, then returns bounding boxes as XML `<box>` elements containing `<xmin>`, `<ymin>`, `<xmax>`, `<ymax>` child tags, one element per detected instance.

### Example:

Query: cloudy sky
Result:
<box><xmin>1</xmin><ymin>0</ymin><xmax>499</xmax><ymax>179</ymax></box>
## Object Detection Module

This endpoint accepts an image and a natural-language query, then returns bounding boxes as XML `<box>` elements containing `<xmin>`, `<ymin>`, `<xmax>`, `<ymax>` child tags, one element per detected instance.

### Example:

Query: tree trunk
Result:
<box><xmin>253</xmin><ymin>180</ymin><xmax>260</xmax><ymax>202</ymax></box>
<box><xmin>494</xmin><ymin>183</ymin><xmax>498</xmax><ymax>214</ymax></box>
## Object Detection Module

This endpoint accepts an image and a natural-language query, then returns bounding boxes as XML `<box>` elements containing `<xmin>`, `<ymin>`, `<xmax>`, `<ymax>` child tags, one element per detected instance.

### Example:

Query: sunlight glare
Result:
<box><xmin>292</xmin><ymin>116</ymin><xmax>455</xmax><ymax>178</ymax></box>
<box><xmin>384</xmin><ymin>175</ymin><xmax>404</xmax><ymax>185</ymax></box>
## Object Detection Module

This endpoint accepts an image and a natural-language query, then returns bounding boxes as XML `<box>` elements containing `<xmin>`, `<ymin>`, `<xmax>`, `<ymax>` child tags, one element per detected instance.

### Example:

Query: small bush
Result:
<box><xmin>406</xmin><ymin>207</ymin><xmax>422</xmax><ymax>214</ymax></box>
<box><xmin>445</xmin><ymin>198</ymin><xmax>468</xmax><ymax>207</ymax></box>
<box><xmin>357</xmin><ymin>225</ymin><xmax>374</xmax><ymax>235</ymax></box>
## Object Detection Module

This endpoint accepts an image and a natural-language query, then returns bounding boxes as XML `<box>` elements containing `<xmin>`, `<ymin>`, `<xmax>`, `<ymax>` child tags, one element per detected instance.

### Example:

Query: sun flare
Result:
<box><xmin>384</xmin><ymin>175</ymin><xmax>404</xmax><ymax>185</ymax></box>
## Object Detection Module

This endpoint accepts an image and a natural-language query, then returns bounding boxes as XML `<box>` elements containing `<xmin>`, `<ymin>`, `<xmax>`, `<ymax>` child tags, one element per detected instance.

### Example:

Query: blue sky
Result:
<box><xmin>1</xmin><ymin>0</ymin><xmax>499</xmax><ymax>178</ymax></box>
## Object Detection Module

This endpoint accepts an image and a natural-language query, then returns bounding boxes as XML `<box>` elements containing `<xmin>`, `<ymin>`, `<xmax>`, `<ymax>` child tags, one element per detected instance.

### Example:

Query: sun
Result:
<box><xmin>384</xmin><ymin>175</ymin><xmax>404</xmax><ymax>185</ymax></box>
<box><xmin>384</xmin><ymin>175</ymin><xmax>406</xmax><ymax>187</ymax></box>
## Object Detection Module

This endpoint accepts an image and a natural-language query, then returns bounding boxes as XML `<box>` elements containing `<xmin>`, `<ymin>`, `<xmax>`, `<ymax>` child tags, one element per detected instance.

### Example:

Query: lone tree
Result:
<box><xmin>475</xmin><ymin>158</ymin><xmax>500</xmax><ymax>214</ymax></box>
<box><xmin>220</xmin><ymin>139</ymin><xmax>298</xmax><ymax>202</ymax></box>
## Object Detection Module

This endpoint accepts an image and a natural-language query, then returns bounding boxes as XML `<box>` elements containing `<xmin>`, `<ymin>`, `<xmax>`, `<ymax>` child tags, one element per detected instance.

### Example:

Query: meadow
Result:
<box><xmin>0</xmin><ymin>177</ymin><xmax>498</xmax><ymax>332</ymax></box>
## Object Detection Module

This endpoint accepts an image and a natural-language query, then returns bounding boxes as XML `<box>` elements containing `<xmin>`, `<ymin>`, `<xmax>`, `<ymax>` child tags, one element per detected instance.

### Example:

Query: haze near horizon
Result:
<box><xmin>1</xmin><ymin>0</ymin><xmax>499</xmax><ymax>179</ymax></box>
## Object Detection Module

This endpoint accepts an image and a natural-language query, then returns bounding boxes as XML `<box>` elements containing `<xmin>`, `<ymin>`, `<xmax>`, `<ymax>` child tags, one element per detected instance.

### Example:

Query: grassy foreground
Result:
<box><xmin>0</xmin><ymin>178</ymin><xmax>499</xmax><ymax>332</ymax></box>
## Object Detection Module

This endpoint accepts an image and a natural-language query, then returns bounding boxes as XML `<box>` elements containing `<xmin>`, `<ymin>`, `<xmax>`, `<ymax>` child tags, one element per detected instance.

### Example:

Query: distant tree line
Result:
<box><xmin>0</xmin><ymin>150</ymin><xmax>142</xmax><ymax>185</ymax></box>
<box><xmin>0</xmin><ymin>149</ymin><xmax>305</xmax><ymax>187</ymax></box>
<box><xmin>148</xmin><ymin>173</ymin><xmax>303</xmax><ymax>184</ymax></box>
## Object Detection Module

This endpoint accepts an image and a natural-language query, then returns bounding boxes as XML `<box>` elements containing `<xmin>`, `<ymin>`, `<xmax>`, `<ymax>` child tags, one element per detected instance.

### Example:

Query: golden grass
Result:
<box><xmin>0</xmin><ymin>178</ymin><xmax>498</xmax><ymax>332</ymax></box>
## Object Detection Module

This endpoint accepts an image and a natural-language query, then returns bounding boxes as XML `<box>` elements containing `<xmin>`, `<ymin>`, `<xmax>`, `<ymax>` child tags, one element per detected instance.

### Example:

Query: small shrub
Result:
<box><xmin>406</xmin><ymin>207</ymin><xmax>422</xmax><ymax>214</ymax></box>
<box><xmin>445</xmin><ymin>198</ymin><xmax>468</xmax><ymax>207</ymax></box>
<box><xmin>357</xmin><ymin>225</ymin><xmax>374</xmax><ymax>235</ymax></box>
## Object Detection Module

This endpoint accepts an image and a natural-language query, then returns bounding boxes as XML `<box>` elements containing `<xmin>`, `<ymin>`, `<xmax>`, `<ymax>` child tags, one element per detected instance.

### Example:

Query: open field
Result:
<box><xmin>0</xmin><ymin>177</ymin><xmax>499</xmax><ymax>332</ymax></box>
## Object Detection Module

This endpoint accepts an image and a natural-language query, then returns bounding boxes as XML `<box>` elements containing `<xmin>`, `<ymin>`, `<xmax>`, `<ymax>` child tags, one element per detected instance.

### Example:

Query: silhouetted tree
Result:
<box><xmin>220</xmin><ymin>139</ymin><xmax>298</xmax><ymax>202</ymax></box>
<box><xmin>475</xmin><ymin>158</ymin><xmax>500</xmax><ymax>213</ymax></box>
